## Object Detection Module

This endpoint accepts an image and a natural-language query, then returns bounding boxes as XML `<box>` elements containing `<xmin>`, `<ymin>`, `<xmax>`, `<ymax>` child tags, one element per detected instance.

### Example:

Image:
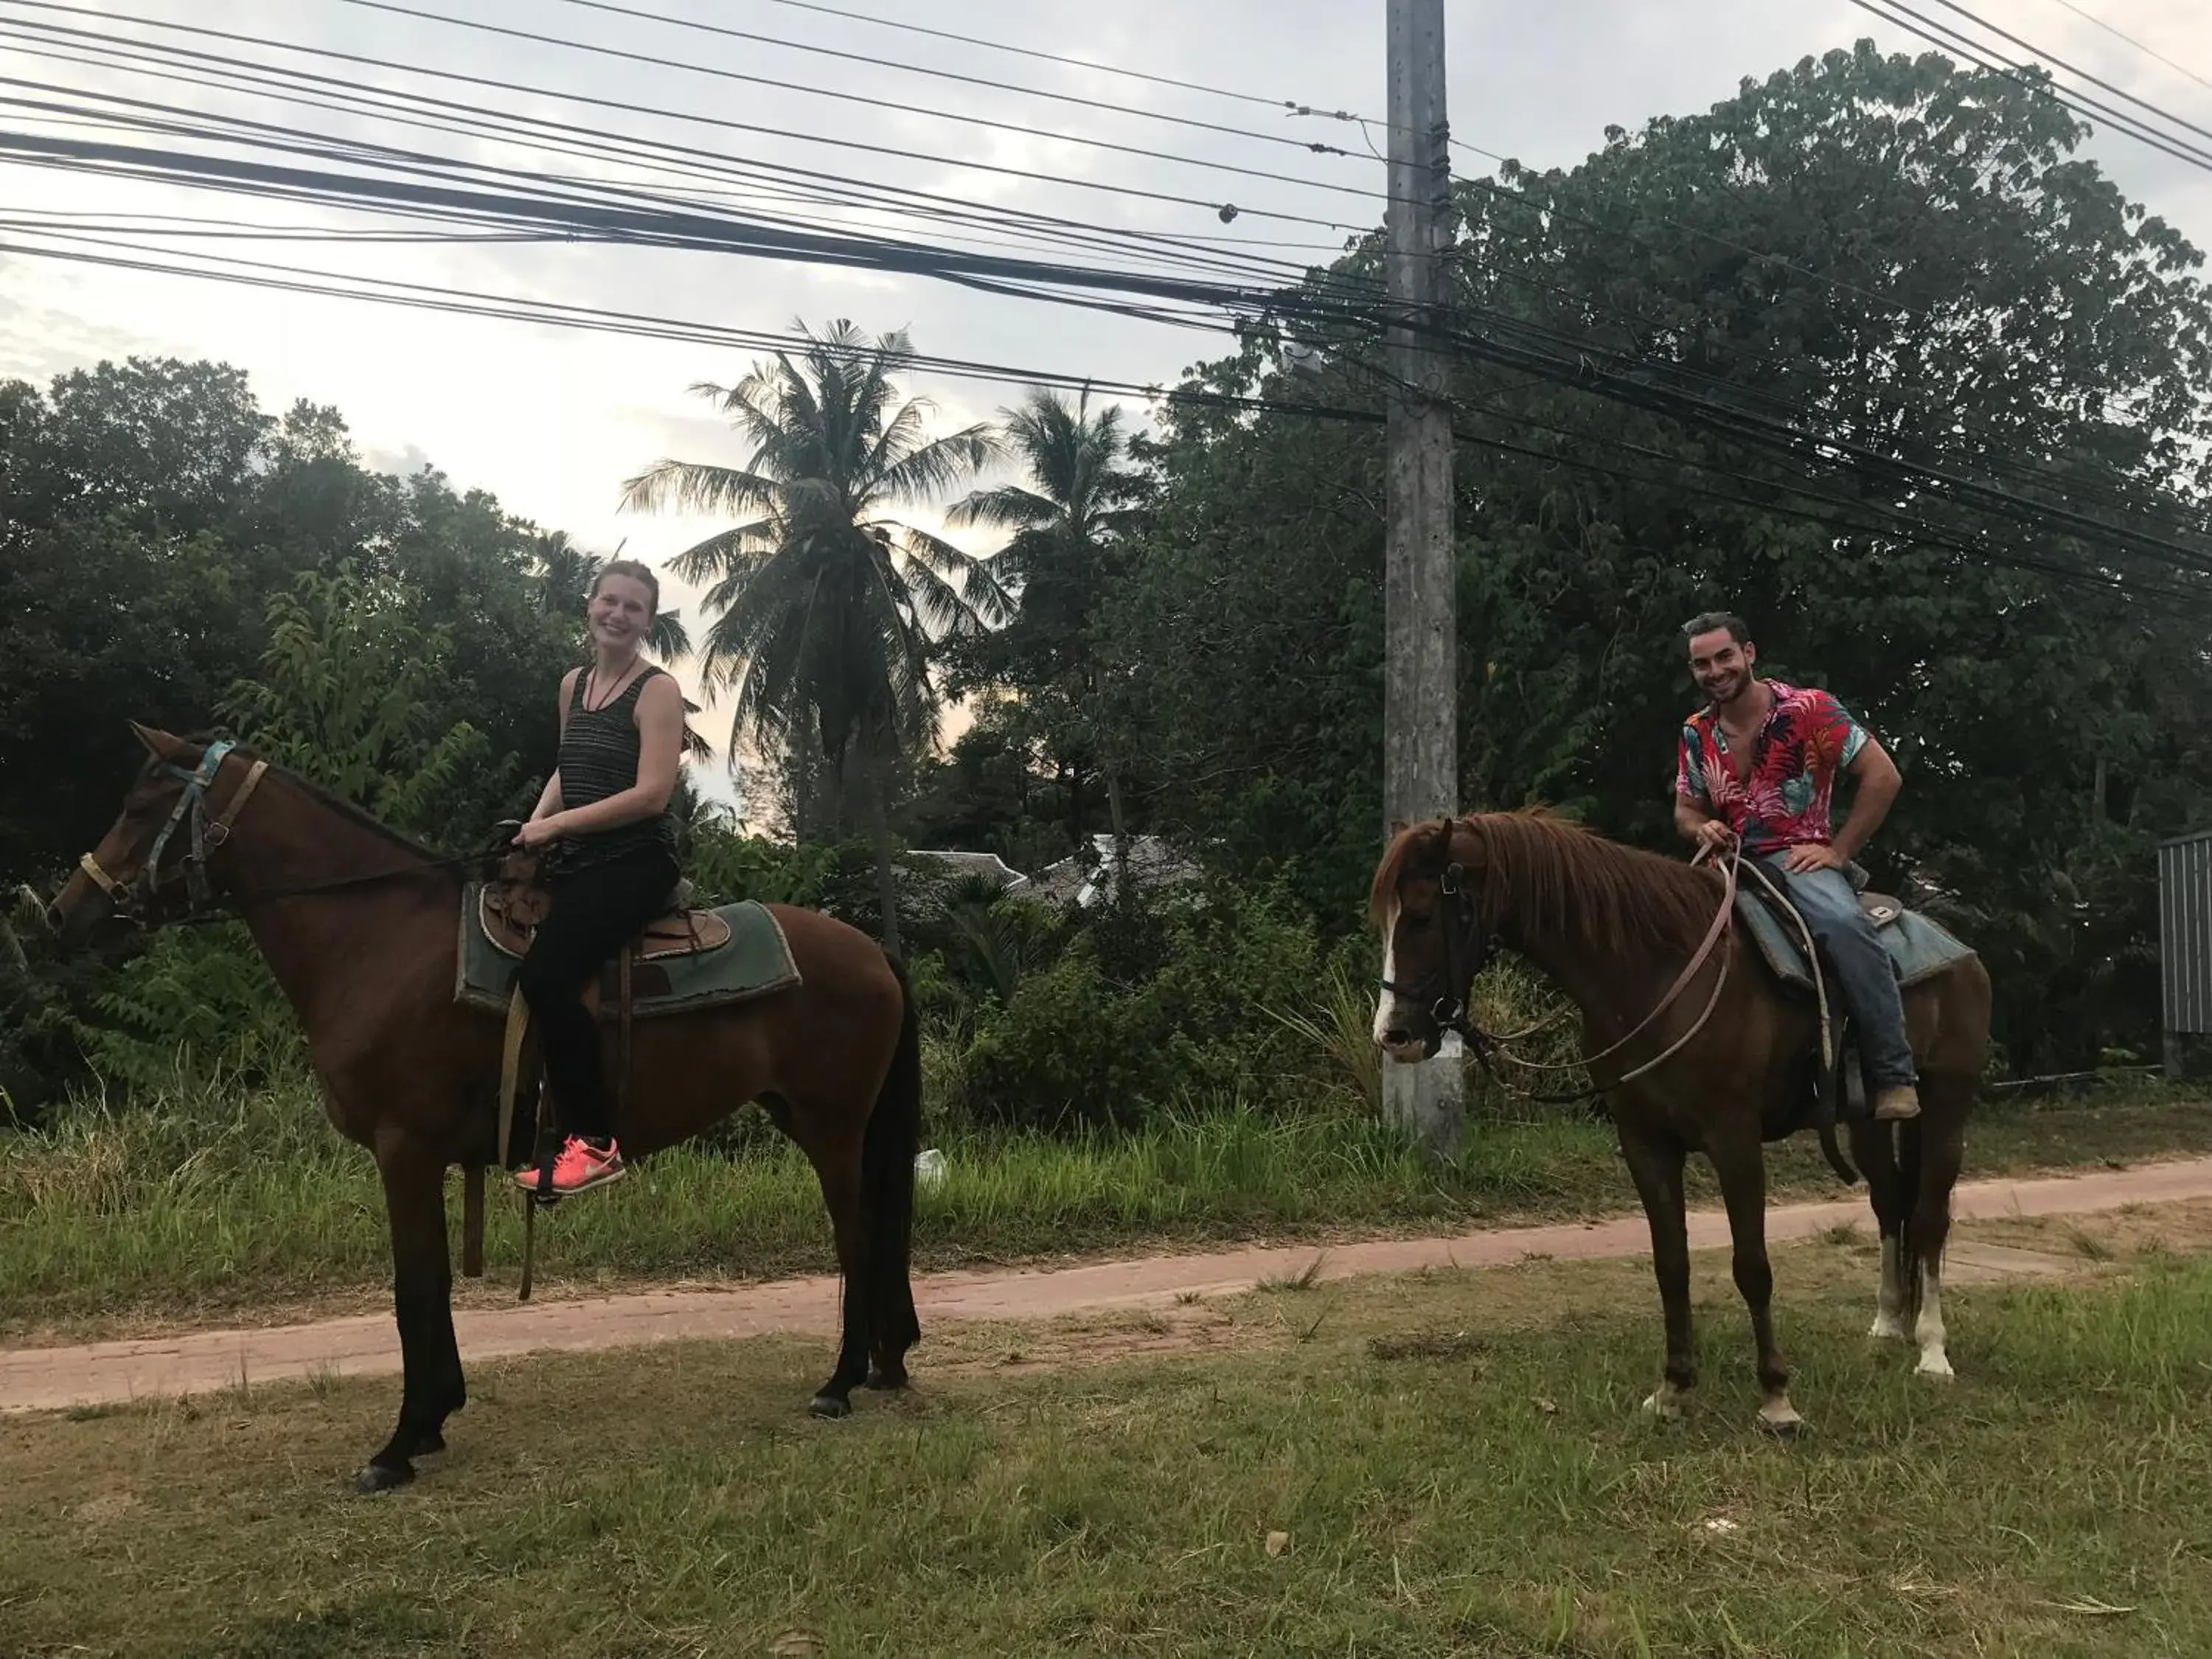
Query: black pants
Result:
<box><xmin>515</xmin><ymin>845</ymin><xmax>678</xmax><ymax>1141</ymax></box>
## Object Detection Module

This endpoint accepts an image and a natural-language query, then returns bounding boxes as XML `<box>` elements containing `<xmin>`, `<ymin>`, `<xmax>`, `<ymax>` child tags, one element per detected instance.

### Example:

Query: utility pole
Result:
<box><xmin>1381</xmin><ymin>0</ymin><xmax>1463</xmax><ymax>1157</ymax></box>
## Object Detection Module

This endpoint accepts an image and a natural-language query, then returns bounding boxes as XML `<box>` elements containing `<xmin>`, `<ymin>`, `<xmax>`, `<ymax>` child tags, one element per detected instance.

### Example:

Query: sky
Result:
<box><xmin>4</xmin><ymin>0</ymin><xmax>2209</xmax><ymax>818</ymax></box>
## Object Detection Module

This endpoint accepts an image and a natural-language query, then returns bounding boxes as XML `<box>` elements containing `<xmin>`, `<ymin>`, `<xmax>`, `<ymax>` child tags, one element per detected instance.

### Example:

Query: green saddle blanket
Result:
<box><xmin>1733</xmin><ymin>889</ymin><xmax>1977</xmax><ymax>995</ymax></box>
<box><xmin>453</xmin><ymin>884</ymin><xmax>802</xmax><ymax>1019</ymax></box>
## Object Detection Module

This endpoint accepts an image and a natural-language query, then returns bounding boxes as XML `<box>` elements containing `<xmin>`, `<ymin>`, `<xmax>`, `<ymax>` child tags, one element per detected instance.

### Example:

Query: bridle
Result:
<box><xmin>1376</xmin><ymin>860</ymin><xmax>1494</xmax><ymax>1038</ymax></box>
<box><xmin>1380</xmin><ymin>844</ymin><xmax>1745</xmax><ymax>1099</ymax></box>
<box><xmin>69</xmin><ymin>742</ymin><xmax>521</xmax><ymax>931</ymax></box>
<box><xmin>75</xmin><ymin>739</ymin><xmax>269</xmax><ymax>924</ymax></box>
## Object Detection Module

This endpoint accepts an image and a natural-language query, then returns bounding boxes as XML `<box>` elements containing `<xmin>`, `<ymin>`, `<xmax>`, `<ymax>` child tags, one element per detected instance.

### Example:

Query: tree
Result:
<box><xmin>1103</xmin><ymin>44</ymin><xmax>2212</xmax><ymax>1070</ymax></box>
<box><xmin>619</xmin><ymin>319</ymin><xmax>1006</xmax><ymax>953</ymax></box>
<box><xmin>943</xmin><ymin>387</ymin><xmax>1153</xmax><ymax>869</ymax></box>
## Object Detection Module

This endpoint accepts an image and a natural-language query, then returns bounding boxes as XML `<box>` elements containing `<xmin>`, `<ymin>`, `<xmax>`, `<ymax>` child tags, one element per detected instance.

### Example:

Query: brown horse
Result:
<box><xmin>1370</xmin><ymin>810</ymin><xmax>1991</xmax><ymax>1433</ymax></box>
<box><xmin>46</xmin><ymin>725</ymin><xmax>922</xmax><ymax>1491</ymax></box>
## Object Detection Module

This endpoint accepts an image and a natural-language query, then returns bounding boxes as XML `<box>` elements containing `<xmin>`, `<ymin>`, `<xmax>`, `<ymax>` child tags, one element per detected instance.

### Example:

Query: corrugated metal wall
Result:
<box><xmin>2163</xmin><ymin>829</ymin><xmax>2212</xmax><ymax>1037</ymax></box>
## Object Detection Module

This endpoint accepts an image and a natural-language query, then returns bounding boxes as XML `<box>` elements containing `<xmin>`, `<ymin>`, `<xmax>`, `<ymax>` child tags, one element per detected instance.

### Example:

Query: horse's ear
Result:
<box><xmin>126</xmin><ymin>721</ymin><xmax>180</xmax><ymax>759</ymax></box>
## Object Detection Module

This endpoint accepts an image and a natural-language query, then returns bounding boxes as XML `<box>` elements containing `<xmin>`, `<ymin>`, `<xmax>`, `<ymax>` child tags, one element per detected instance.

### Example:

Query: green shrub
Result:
<box><xmin>961</xmin><ymin>883</ymin><xmax>1329</xmax><ymax>1128</ymax></box>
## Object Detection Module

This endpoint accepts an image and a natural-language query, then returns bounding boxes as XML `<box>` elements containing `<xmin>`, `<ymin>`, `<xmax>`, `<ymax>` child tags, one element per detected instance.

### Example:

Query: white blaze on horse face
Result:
<box><xmin>1374</xmin><ymin>901</ymin><xmax>1405</xmax><ymax>1051</ymax></box>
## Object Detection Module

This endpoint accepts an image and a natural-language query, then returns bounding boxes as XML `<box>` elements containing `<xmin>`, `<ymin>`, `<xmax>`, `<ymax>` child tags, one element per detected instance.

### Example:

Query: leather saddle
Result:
<box><xmin>478</xmin><ymin>846</ymin><xmax>731</xmax><ymax>961</ymax></box>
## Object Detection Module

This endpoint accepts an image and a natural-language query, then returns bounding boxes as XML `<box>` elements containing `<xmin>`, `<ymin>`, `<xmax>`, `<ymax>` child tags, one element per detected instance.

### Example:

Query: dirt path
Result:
<box><xmin>8</xmin><ymin>1155</ymin><xmax>2212</xmax><ymax>1415</ymax></box>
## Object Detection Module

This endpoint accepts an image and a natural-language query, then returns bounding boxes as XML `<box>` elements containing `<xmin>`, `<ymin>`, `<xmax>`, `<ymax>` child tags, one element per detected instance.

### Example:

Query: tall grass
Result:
<box><xmin>6</xmin><ymin>1038</ymin><xmax>2208</xmax><ymax>1337</ymax></box>
<box><xmin>1263</xmin><ymin>951</ymin><xmax>1590</xmax><ymax>1116</ymax></box>
<box><xmin>0</xmin><ymin>1053</ymin><xmax>1621</xmax><ymax>1334</ymax></box>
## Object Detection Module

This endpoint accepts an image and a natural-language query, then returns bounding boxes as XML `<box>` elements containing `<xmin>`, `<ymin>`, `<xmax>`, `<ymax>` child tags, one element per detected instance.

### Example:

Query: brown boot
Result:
<box><xmin>1872</xmin><ymin>1084</ymin><xmax>1921</xmax><ymax>1122</ymax></box>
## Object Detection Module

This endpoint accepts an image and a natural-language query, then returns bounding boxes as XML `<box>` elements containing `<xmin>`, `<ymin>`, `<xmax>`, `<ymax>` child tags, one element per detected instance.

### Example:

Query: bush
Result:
<box><xmin>69</xmin><ymin>923</ymin><xmax>302</xmax><ymax>1093</ymax></box>
<box><xmin>961</xmin><ymin>882</ymin><xmax>1329</xmax><ymax>1129</ymax></box>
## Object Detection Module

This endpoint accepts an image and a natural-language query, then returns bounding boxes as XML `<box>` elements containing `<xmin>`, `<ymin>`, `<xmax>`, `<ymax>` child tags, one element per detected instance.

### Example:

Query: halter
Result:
<box><xmin>77</xmin><ymin>740</ymin><xmax>269</xmax><ymax>922</ymax></box>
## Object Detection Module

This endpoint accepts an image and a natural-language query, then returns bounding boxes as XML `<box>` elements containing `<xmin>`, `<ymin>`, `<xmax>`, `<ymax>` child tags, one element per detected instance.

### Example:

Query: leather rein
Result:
<box><xmin>1382</xmin><ymin>844</ymin><xmax>1744</xmax><ymax>1103</ymax></box>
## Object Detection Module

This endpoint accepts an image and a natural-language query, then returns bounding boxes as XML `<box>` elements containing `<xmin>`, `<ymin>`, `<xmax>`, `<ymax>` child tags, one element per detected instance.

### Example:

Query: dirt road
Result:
<box><xmin>7</xmin><ymin>1155</ymin><xmax>2211</xmax><ymax>1415</ymax></box>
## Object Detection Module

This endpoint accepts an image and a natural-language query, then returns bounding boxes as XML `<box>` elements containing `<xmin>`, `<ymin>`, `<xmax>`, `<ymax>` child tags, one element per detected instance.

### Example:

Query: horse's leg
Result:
<box><xmin>1618</xmin><ymin>1125</ymin><xmax>1695</xmax><ymax>1421</ymax></box>
<box><xmin>1851</xmin><ymin>1121</ymin><xmax>1910</xmax><ymax>1342</ymax></box>
<box><xmin>1907</xmin><ymin>1106</ymin><xmax>1968</xmax><ymax>1381</ymax></box>
<box><xmin>360</xmin><ymin>1125</ymin><xmax>465</xmax><ymax>1493</ymax></box>
<box><xmin>800</xmin><ymin>1138</ymin><xmax>873</xmax><ymax>1420</ymax></box>
<box><xmin>1705</xmin><ymin>1127</ymin><xmax>1800</xmax><ymax>1436</ymax></box>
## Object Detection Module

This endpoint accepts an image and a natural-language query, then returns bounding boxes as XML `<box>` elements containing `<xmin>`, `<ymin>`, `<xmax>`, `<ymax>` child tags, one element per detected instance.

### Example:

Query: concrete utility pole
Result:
<box><xmin>1381</xmin><ymin>0</ymin><xmax>1463</xmax><ymax>1157</ymax></box>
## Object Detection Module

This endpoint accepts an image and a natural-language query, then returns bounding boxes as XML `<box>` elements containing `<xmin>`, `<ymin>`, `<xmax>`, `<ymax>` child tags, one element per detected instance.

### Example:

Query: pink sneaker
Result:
<box><xmin>515</xmin><ymin>1135</ymin><xmax>626</xmax><ymax>1194</ymax></box>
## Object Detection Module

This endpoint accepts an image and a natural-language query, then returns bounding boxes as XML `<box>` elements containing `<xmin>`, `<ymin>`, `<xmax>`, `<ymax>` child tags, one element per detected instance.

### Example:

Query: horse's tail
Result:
<box><xmin>860</xmin><ymin>951</ymin><xmax>924</xmax><ymax>1363</ymax></box>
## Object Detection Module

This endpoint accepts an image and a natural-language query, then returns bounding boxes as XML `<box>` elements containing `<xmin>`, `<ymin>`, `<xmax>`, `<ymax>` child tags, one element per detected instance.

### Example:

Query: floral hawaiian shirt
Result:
<box><xmin>1674</xmin><ymin>679</ymin><xmax>1871</xmax><ymax>856</ymax></box>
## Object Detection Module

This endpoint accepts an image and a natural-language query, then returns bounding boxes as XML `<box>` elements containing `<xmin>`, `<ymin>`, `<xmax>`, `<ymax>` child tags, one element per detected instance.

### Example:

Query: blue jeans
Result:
<box><xmin>1757</xmin><ymin>857</ymin><xmax>1918</xmax><ymax>1089</ymax></box>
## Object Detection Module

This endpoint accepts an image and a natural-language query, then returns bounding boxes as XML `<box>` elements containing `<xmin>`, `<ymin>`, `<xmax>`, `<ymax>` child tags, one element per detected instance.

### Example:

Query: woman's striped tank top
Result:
<box><xmin>554</xmin><ymin>663</ymin><xmax>677</xmax><ymax>869</ymax></box>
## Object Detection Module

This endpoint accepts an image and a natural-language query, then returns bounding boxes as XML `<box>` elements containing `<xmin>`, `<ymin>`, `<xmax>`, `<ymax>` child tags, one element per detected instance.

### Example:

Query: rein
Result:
<box><xmin>1394</xmin><ymin>841</ymin><xmax>1745</xmax><ymax>1105</ymax></box>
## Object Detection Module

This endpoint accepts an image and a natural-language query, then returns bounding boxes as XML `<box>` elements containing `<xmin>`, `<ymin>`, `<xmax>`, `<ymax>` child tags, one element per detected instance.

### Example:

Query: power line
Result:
<box><xmin>525</xmin><ymin>0</ymin><xmax>1365</xmax><ymax>164</ymax></box>
<box><xmin>7</xmin><ymin>124</ymin><xmax>2207</xmax><ymax>591</ymax></box>
<box><xmin>1921</xmin><ymin>0</ymin><xmax>2212</xmax><ymax>146</ymax></box>
<box><xmin>1848</xmin><ymin>0</ymin><xmax>2212</xmax><ymax>173</ymax></box>
<box><xmin>9</xmin><ymin>220</ymin><xmax>2204</xmax><ymax>616</ymax></box>
<box><xmin>0</xmin><ymin>38</ymin><xmax>1364</xmax><ymax>284</ymax></box>
<box><xmin>23</xmin><ymin>13</ymin><xmax>2182</xmax><ymax>542</ymax></box>
<box><xmin>2046</xmin><ymin>0</ymin><xmax>2212</xmax><ymax>98</ymax></box>
<box><xmin>0</xmin><ymin>3</ymin><xmax>1374</xmax><ymax>232</ymax></box>
<box><xmin>321</xmin><ymin>0</ymin><xmax>1392</xmax><ymax>208</ymax></box>
<box><xmin>750</xmin><ymin>0</ymin><xmax>1298</xmax><ymax>116</ymax></box>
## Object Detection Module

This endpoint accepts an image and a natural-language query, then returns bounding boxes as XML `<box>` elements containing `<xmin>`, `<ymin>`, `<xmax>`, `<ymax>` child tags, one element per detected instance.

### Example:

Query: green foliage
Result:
<box><xmin>69</xmin><ymin>925</ymin><xmax>301</xmax><ymax>1093</ymax></box>
<box><xmin>219</xmin><ymin>564</ymin><xmax>510</xmax><ymax>846</ymax></box>
<box><xmin>961</xmin><ymin>883</ymin><xmax>1328</xmax><ymax>1130</ymax></box>
<box><xmin>684</xmin><ymin>818</ymin><xmax>835</xmax><ymax>908</ymax></box>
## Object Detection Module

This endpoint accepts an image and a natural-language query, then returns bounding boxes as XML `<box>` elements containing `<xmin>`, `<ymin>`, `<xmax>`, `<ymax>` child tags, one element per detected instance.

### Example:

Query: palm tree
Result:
<box><xmin>619</xmin><ymin>319</ymin><xmax>1007</xmax><ymax>954</ymax></box>
<box><xmin>945</xmin><ymin>386</ymin><xmax>1150</xmax><ymax>869</ymax></box>
<box><xmin>526</xmin><ymin>530</ymin><xmax>710</xmax><ymax>762</ymax></box>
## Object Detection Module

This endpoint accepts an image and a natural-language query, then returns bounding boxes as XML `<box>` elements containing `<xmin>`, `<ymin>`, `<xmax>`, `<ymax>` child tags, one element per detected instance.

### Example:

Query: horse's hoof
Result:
<box><xmin>1756</xmin><ymin>1399</ymin><xmax>1805</xmax><ymax>1439</ymax></box>
<box><xmin>355</xmin><ymin>1459</ymin><xmax>415</xmax><ymax>1495</ymax></box>
<box><xmin>808</xmin><ymin>1392</ymin><xmax>852</xmax><ymax>1420</ymax></box>
<box><xmin>1641</xmin><ymin>1382</ymin><xmax>1688</xmax><ymax>1422</ymax></box>
<box><xmin>1867</xmin><ymin>1313</ymin><xmax>1907</xmax><ymax>1342</ymax></box>
<box><xmin>1916</xmin><ymin>1354</ymin><xmax>1955</xmax><ymax>1382</ymax></box>
<box><xmin>863</xmin><ymin>1364</ymin><xmax>908</xmax><ymax>1391</ymax></box>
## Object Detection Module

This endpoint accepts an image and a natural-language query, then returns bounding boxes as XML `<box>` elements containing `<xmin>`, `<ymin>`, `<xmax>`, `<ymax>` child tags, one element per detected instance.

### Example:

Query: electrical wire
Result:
<box><xmin>0</xmin><ymin>3</ymin><xmax>1374</xmax><ymax>232</ymax></box>
<box><xmin>6</xmin><ymin>218</ymin><xmax>2207</xmax><ymax>616</ymax></box>
<box><xmin>2046</xmin><ymin>0</ymin><xmax>2212</xmax><ymax>98</ymax></box>
<box><xmin>319</xmin><ymin>0</ymin><xmax>1394</xmax><ymax>207</ymax></box>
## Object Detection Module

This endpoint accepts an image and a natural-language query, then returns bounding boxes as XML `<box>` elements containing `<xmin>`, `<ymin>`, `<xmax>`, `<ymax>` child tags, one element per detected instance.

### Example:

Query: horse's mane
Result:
<box><xmin>176</xmin><ymin>733</ymin><xmax>446</xmax><ymax>864</ymax></box>
<box><xmin>1371</xmin><ymin>808</ymin><xmax>1724</xmax><ymax>953</ymax></box>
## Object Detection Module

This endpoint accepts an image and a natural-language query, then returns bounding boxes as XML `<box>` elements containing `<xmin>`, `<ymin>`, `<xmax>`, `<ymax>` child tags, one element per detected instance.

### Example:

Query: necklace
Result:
<box><xmin>582</xmin><ymin>655</ymin><xmax>644</xmax><ymax>713</ymax></box>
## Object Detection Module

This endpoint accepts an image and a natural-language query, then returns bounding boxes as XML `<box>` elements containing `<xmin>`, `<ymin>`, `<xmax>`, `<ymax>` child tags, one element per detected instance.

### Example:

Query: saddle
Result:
<box><xmin>476</xmin><ymin>859</ymin><xmax>732</xmax><ymax>967</ymax></box>
<box><xmin>1733</xmin><ymin>861</ymin><xmax>1965</xmax><ymax>1150</ymax></box>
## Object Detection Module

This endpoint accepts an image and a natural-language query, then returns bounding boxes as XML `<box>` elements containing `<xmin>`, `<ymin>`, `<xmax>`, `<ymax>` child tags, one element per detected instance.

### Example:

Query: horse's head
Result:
<box><xmin>45</xmin><ymin>723</ymin><xmax>268</xmax><ymax>945</ymax></box>
<box><xmin>1369</xmin><ymin>815</ymin><xmax>1493</xmax><ymax>1062</ymax></box>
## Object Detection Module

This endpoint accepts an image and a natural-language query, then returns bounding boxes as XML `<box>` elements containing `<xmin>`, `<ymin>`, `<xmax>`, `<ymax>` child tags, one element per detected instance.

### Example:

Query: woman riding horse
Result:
<box><xmin>515</xmin><ymin>557</ymin><xmax>686</xmax><ymax>1195</ymax></box>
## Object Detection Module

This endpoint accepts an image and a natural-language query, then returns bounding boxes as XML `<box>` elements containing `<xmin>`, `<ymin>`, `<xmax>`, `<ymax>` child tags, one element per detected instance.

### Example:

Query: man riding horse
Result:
<box><xmin>1671</xmin><ymin>611</ymin><xmax>1920</xmax><ymax>1124</ymax></box>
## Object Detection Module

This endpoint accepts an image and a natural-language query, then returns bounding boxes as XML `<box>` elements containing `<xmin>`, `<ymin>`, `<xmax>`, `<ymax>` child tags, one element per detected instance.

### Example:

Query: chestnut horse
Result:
<box><xmin>1370</xmin><ymin>810</ymin><xmax>1991</xmax><ymax>1433</ymax></box>
<box><xmin>47</xmin><ymin>725</ymin><xmax>922</xmax><ymax>1491</ymax></box>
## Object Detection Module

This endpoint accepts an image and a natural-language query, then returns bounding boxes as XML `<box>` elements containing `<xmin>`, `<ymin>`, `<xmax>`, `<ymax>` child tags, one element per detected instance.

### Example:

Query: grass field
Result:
<box><xmin>4</xmin><ymin>1064</ymin><xmax>2211</xmax><ymax>1339</ymax></box>
<box><xmin>4</xmin><ymin>1204</ymin><xmax>2210</xmax><ymax>1658</ymax></box>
